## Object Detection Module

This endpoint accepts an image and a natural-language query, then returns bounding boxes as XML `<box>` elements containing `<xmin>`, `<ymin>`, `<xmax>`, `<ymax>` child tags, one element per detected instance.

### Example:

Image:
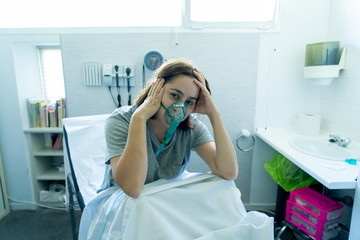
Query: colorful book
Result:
<box><xmin>27</xmin><ymin>97</ymin><xmax>66</xmax><ymax>128</ymax></box>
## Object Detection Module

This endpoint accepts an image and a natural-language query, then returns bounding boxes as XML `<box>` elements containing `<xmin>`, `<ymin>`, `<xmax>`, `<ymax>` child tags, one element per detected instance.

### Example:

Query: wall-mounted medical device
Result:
<box><xmin>144</xmin><ymin>51</ymin><xmax>164</xmax><ymax>71</ymax></box>
<box><xmin>103</xmin><ymin>64</ymin><xmax>135</xmax><ymax>87</ymax></box>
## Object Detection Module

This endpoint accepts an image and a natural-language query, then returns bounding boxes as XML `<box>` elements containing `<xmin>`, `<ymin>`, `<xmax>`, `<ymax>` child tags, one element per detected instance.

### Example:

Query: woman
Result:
<box><xmin>99</xmin><ymin>58</ymin><xmax>238</xmax><ymax>198</ymax></box>
<box><xmin>79</xmin><ymin>59</ymin><xmax>274</xmax><ymax>240</ymax></box>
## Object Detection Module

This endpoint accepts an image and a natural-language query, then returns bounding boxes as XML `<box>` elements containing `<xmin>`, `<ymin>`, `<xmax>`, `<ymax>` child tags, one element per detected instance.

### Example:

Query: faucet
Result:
<box><xmin>329</xmin><ymin>134</ymin><xmax>351</xmax><ymax>147</ymax></box>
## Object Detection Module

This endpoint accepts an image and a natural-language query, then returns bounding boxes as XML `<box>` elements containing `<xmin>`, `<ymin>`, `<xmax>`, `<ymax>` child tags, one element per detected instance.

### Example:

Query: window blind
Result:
<box><xmin>38</xmin><ymin>47</ymin><xmax>65</xmax><ymax>101</ymax></box>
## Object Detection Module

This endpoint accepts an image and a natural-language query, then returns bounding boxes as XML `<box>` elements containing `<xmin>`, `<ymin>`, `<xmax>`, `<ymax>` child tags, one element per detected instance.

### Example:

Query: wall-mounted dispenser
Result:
<box><xmin>303</xmin><ymin>41</ymin><xmax>346</xmax><ymax>85</ymax></box>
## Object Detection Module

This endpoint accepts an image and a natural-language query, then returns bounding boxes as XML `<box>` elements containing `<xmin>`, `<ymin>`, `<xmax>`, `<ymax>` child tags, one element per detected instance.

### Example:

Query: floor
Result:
<box><xmin>0</xmin><ymin>208</ymin><xmax>81</xmax><ymax>240</ymax></box>
<box><xmin>0</xmin><ymin>208</ymin><xmax>349</xmax><ymax>240</ymax></box>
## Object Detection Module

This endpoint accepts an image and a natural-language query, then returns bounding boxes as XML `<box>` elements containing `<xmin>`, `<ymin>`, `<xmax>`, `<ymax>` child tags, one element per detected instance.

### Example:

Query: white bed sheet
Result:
<box><xmin>79</xmin><ymin>172</ymin><xmax>273</xmax><ymax>240</ymax></box>
<box><xmin>63</xmin><ymin>115</ymin><xmax>274</xmax><ymax>239</ymax></box>
<box><xmin>63</xmin><ymin>114</ymin><xmax>109</xmax><ymax>205</ymax></box>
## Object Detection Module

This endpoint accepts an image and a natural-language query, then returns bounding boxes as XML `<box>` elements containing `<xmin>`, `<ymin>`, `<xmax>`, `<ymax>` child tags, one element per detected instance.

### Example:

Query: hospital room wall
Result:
<box><xmin>0</xmin><ymin>35</ymin><xmax>61</xmax><ymax>209</ymax></box>
<box><xmin>0</xmin><ymin>33</ymin><xmax>261</xmax><ymax>209</ymax></box>
<box><xmin>250</xmin><ymin>0</ymin><xmax>331</xmax><ymax>206</ymax></box>
<box><xmin>321</xmin><ymin>0</ymin><xmax>360</xmax><ymax>143</ymax></box>
<box><xmin>60</xmin><ymin>33</ymin><xmax>259</xmax><ymax>203</ymax></box>
<box><xmin>0</xmin><ymin>36</ymin><xmax>36</xmax><ymax>209</ymax></box>
<box><xmin>320</xmin><ymin>2</ymin><xmax>360</xmax><ymax>227</ymax></box>
<box><xmin>1</xmin><ymin>0</ymin><xmax>358</xmax><ymax>210</ymax></box>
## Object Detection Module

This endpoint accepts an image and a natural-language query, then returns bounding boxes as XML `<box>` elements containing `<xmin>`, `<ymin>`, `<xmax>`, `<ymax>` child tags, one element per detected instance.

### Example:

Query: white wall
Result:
<box><xmin>321</xmin><ymin>0</ymin><xmax>360</xmax><ymax>142</ymax></box>
<box><xmin>60</xmin><ymin>32</ymin><xmax>259</xmax><ymax>203</ymax></box>
<box><xmin>250</xmin><ymin>0</ymin><xmax>360</xmax><ymax>220</ymax></box>
<box><xmin>321</xmin><ymin>0</ymin><xmax>360</xmax><ymax>228</ymax></box>
<box><xmin>0</xmin><ymin>36</ymin><xmax>33</xmax><ymax>209</ymax></box>
<box><xmin>1</xmin><ymin>0</ymin><xmax>359</xmax><ymax>210</ymax></box>
<box><xmin>250</xmin><ymin>0</ymin><xmax>331</xmax><ymax>205</ymax></box>
<box><xmin>0</xmin><ymin>35</ymin><xmax>60</xmax><ymax>209</ymax></box>
<box><xmin>0</xmin><ymin>32</ymin><xmax>259</xmax><ymax>208</ymax></box>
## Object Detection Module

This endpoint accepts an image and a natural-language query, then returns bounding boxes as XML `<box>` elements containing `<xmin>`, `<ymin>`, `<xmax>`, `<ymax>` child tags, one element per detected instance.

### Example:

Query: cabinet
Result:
<box><xmin>24</xmin><ymin>127</ymin><xmax>65</xmax><ymax>208</ymax></box>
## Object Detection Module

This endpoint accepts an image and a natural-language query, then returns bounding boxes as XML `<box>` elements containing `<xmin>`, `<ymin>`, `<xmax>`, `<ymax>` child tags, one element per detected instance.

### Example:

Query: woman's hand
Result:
<box><xmin>192</xmin><ymin>68</ymin><xmax>218</xmax><ymax>116</ymax></box>
<box><xmin>135</xmin><ymin>78</ymin><xmax>165</xmax><ymax>120</ymax></box>
<box><xmin>113</xmin><ymin>78</ymin><xmax>164</xmax><ymax>198</ymax></box>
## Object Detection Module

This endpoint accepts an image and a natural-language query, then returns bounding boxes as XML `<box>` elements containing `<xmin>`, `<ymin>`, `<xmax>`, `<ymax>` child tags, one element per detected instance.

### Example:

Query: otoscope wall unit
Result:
<box><xmin>304</xmin><ymin>44</ymin><xmax>347</xmax><ymax>86</ymax></box>
<box><xmin>103</xmin><ymin>64</ymin><xmax>135</xmax><ymax>87</ymax></box>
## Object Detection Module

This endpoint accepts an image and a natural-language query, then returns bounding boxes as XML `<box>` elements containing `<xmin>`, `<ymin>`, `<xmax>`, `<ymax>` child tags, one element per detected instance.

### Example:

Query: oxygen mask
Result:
<box><xmin>163</xmin><ymin>100</ymin><xmax>187</xmax><ymax>126</ymax></box>
<box><xmin>154</xmin><ymin>100</ymin><xmax>187</xmax><ymax>157</ymax></box>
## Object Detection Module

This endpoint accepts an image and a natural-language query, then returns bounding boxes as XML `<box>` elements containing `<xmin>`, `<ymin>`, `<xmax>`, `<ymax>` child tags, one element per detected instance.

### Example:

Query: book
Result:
<box><xmin>27</xmin><ymin>97</ymin><xmax>66</xmax><ymax>128</ymax></box>
<box><xmin>53</xmin><ymin>134</ymin><xmax>63</xmax><ymax>150</ymax></box>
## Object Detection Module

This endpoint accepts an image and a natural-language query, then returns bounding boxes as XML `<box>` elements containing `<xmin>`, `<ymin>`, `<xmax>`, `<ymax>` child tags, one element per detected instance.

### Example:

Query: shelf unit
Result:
<box><xmin>24</xmin><ymin>127</ymin><xmax>65</xmax><ymax>208</ymax></box>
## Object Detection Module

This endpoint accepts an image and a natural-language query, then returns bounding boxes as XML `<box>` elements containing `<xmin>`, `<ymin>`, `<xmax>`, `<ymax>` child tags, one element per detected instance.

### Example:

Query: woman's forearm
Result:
<box><xmin>111</xmin><ymin>78</ymin><xmax>164</xmax><ymax>198</ymax></box>
<box><xmin>112</xmin><ymin>112</ymin><xmax>148</xmax><ymax>198</ymax></box>
<box><xmin>208</xmin><ymin>110</ymin><xmax>238</xmax><ymax>180</ymax></box>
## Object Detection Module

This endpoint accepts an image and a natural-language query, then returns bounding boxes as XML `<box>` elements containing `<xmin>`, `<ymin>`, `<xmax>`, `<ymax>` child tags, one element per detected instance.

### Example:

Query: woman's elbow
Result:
<box><xmin>219</xmin><ymin>168</ymin><xmax>238</xmax><ymax>180</ymax></box>
<box><xmin>224</xmin><ymin>171</ymin><xmax>238</xmax><ymax>180</ymax></box>
<box><xmin>211</xmin><ymin>168</ymin><xmax>237</xmax><ymax>180</ymax></box>
<box><xmin>116</xmin><ymin>180</ymin><xmax>143</xmax><ymax>198</ymax></box>
<box><xmin>123</xmin><ymin>187</ymin><xmax>142</xmax><ymax>198</ymax></box>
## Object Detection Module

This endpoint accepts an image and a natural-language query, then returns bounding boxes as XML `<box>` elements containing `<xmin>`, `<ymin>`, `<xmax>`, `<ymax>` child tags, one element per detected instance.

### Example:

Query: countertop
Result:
<box><xmin>256</xmin><ymin>127</ymin><xmax>359</xmax><ymax>189</ymax></box>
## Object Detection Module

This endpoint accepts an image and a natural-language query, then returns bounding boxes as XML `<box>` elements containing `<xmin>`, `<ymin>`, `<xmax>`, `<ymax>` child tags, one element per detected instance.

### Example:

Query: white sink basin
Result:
<box><xmin>289</xmin><ymin>136</ymin><xmax>360</xmax><ymax>161</ymax></box>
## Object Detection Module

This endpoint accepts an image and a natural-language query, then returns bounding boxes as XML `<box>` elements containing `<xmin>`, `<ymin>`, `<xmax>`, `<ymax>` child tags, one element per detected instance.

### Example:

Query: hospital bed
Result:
<box><xmin>63</xmin><ymin>114</ymin><xmax>109</xmax><ymax>239</ymax></box>
<box><xmin>63</xmin><ymin>114</ymin><xmax>274</xmax><ymax>240</ymax></box>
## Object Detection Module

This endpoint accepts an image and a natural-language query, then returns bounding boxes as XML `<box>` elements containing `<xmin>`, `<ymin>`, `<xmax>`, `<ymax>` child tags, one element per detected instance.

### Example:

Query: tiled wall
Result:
<box><xmin>61</xmin><ymin>33</ymin><xmax>260</xmax><ymax>202</ymax></box>
<box><xmin>320</xmin><ymin>0</ymin><xmax>360</xmax><ymax>142</ymax></box>
<box><xmin>250</xmin><ymin>0</ymin><xmax>331</xmax><ymax>205</ymax></box>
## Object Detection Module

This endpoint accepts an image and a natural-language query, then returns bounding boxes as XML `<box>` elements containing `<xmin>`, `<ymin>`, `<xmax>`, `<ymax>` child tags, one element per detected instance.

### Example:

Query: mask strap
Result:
<box><xmin>161</xmin><ymin>102</ymin><xmax>166</xmax><ymax>110</ymax></box>
<box><xmin>152</xmin><ymin>100</ymin><xmax>186</xmax><ymax>160</ymax></box>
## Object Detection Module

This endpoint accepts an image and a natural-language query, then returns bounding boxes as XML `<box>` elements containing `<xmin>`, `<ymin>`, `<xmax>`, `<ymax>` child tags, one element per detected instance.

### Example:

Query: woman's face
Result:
<box><xmin>158</xmin><ymin>74</ymin><xmax>200</xmax><ymax>126</ymax></box>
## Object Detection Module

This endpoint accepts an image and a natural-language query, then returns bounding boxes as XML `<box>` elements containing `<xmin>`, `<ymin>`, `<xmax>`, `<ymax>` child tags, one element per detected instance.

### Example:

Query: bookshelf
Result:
<box><xmin>24</xmin><ymin>127</ymin><xmax>65</xmax><ymax>208</ymax></box>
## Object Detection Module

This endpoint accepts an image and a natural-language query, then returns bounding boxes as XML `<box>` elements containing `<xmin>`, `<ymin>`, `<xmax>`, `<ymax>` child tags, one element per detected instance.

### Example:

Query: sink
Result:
<box><xmin>289</xmin><ymin>136</ymin><xmax>360</xmax><ymax>161</ymax></box>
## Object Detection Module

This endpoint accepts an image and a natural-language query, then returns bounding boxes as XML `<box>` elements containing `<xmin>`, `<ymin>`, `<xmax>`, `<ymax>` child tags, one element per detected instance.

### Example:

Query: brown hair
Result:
<box><xmin>135</xmin><ymin>58</ymin><xmax>211</xmax><ymax>130</ymax></box>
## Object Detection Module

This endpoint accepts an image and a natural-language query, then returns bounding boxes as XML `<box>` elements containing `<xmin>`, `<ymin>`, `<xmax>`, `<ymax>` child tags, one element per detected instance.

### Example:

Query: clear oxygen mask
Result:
<box><xmin>163</xmin><ymin>100</ymin><xmax>187</xmax><ymax>126</ymax></box>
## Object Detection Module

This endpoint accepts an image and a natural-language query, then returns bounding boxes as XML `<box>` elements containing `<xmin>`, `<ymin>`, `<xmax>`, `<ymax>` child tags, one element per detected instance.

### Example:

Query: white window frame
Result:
<box><xmin>182</xmin><ymin>0</ymin><xmax>280</xmax><ymax>30</ymax></box>
<box><xmin>37</xmin><ymin>46</ymin><xmax>66</xmax><ymax>102</ymax></box>
<box><xmin>0</xmin><ymin>0</ymin><xmax>280</xmax><ymax>33</ymax></box>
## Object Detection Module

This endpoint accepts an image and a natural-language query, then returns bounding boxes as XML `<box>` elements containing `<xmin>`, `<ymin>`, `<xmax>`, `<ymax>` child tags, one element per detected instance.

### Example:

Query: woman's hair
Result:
<box><xmin>135</xmin><ymin>58</ymin><xmax>211</xmax><ymax>130</ymax></box>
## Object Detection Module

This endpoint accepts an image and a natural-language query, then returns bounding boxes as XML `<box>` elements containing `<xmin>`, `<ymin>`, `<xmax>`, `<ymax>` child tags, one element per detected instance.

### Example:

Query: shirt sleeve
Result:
<box><xmin>191</xmin><ymin>117</ymin><xmax>214</xmax><ymax>150</ymax></box>
<box><xmin>104</xmin><ymin>110</ymin><xmax>130</xmax><ymax>164</ymax></box>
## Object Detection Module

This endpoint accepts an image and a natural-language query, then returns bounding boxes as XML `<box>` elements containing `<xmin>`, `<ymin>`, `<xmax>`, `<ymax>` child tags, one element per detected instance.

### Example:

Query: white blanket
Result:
<box><xmin>79</xmin><ymin>173</ymin><xmax>273</xmax><ymax>240</ymax></box>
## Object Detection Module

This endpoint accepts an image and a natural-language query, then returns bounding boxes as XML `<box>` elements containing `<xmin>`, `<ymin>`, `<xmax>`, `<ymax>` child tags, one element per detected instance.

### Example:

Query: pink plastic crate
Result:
<box><xmin>285</xmin><ymin>187</ymin><xmax>344</xmax><ymax>240</ymax></box>
<box><xmin>287</xmin><ymin>210</ymin><xmax>340</xmax><ymax>240</ymax></box>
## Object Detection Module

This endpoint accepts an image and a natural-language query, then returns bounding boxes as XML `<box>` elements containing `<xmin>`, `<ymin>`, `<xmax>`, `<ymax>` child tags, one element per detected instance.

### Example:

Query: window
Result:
<box><xmin>184</xmin><ymin>0</ymin><xmax>279</xmax><ymax>29</ymax></box>
<box><xmin>0</xmin><ymin>0</ymin><xmax>278</xmax><ymax>30</ymax></box>
<box><xmin>0</xmin><ymin>0</ymin><xmax>182</xmax><ymax>28</ymax></box>
<box><xmin>38</xmin><ymin>47</ymin><xmax>65</xmax><ymax>101</ymax></box>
